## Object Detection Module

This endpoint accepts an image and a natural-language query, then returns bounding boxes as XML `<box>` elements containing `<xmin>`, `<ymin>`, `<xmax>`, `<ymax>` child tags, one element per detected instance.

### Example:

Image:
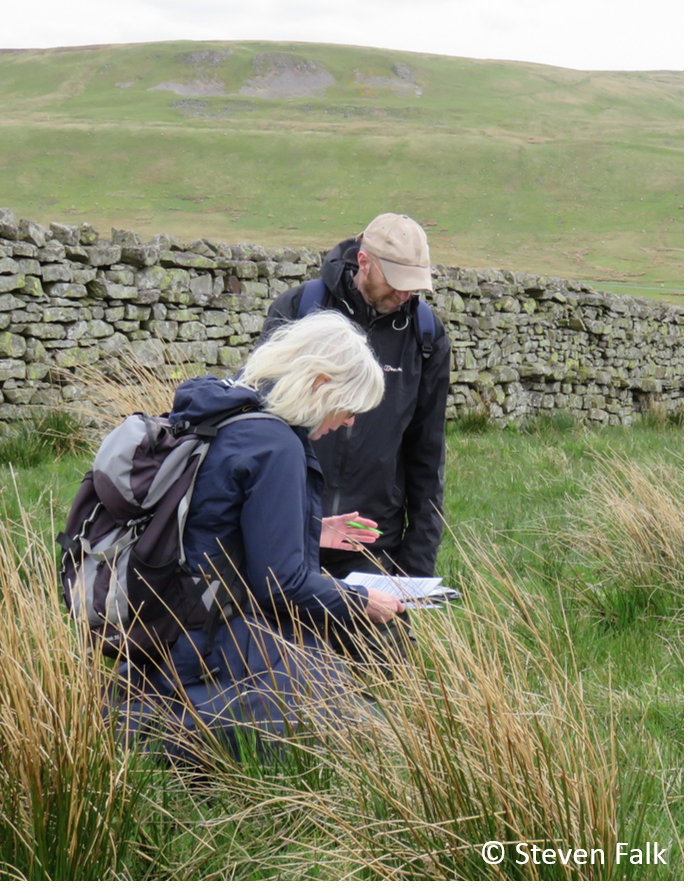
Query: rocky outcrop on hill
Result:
<box><xmin>0</xmin><ymin>208</ymin><xmax>683</xmax><ymax>433</ymax></box>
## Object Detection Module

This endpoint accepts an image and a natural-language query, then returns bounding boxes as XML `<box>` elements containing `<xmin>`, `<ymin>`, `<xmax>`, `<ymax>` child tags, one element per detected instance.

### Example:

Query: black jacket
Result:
<box><xmin>263</xmin><ymin>237</ymin><xmax>451</xmax><ymax>576</ymax></box>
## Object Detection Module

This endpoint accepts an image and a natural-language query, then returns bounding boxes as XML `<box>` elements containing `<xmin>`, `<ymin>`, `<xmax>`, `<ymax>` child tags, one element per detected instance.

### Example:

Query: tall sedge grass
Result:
<box><xmin>0</xmin><ymin>477</ymin><xmax>152</xmax><ymax>881</ymax></box>
<box><xmin>113</xmin><ymin>444</ymin><xmax>682</xmax><ymax>880</ymax></box>
<box><xmin>564</xmin><ymin>453</ymin><xmax>684</xmax><ymax>625</ymax></box>
<box><xmin>126</xmin><ymin>537</ymin><xmax>677</xmax><ymax>880</ymax></box>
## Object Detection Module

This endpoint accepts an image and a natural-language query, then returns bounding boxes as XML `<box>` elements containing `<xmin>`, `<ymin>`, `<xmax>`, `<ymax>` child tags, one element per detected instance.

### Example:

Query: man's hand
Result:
<box><xmin>364</xmin><ymin>587</ymin><xmax>404</xmax><ymax>623</ymax></box>
<box><xmin>320</xmin><ymin>512</ymin><xmax>382</xmax><ymax>551</ymax></box>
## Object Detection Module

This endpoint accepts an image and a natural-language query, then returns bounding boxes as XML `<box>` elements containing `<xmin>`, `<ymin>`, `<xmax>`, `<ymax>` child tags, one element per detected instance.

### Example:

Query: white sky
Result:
<box><xmin>1</xmin><ymin>0</ymin><xmax>684</xmax><ymax>71</ymax></box>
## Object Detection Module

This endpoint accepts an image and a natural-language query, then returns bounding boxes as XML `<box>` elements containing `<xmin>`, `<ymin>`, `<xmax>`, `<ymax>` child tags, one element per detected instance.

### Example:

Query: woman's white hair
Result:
<box><xmin>239</xmin><ymin>312</ymin><xmax>385</xmax><ymax>430</ymax></box>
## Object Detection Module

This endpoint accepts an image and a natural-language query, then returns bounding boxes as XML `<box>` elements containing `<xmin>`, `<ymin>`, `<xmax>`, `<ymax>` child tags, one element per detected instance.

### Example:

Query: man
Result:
<box><xmin>261</xmin><ymin>212</ymin><xmax>451</xmax><ymax>578</ymax></box>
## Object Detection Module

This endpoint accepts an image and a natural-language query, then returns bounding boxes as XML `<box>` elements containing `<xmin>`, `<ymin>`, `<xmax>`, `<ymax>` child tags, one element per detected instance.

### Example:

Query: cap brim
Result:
<box><xmin>378</xmin><ymin>257</ymin><xmax>433</xmax><ymax>292</ymax></box>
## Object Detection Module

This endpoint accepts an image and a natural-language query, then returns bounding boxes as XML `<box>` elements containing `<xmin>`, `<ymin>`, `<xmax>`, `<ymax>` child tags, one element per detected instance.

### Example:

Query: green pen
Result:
<box><xmin>346</xmin><ymin>521</ymin><xmax>384</xmax><ymax>535</ymax></box>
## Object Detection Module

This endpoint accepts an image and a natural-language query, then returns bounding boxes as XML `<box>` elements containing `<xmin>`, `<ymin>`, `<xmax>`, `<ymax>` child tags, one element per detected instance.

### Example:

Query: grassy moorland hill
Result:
<box><xmin>0</xmin><ymin>40</ymin><xmax>683</xmax><ymax>299</ymax></box>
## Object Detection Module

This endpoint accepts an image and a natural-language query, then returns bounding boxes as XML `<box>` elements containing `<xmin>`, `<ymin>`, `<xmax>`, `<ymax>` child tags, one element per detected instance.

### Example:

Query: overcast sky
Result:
<box><xmin>1</xmin><ymin>0</ymin><xmax>683</xmax><ymax>71</ymax></box>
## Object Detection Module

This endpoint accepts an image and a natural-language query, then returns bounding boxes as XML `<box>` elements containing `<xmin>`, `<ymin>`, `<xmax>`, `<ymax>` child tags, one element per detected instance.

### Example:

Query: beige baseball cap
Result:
<box><xmin>359</xmin><ymin>213</ymin><xmax>433</xmax><ymax>292</ymax></box>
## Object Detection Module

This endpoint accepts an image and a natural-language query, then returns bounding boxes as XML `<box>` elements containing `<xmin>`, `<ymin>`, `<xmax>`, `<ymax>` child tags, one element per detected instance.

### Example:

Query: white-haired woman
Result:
<box><xmin>119</xmin><ymin>312</ymin><xmax>404</xmax><ymax>759</ymax></box>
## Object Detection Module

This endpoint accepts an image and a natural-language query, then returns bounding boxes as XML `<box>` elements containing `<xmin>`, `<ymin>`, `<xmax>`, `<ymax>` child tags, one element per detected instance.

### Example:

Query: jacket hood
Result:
<box><xmin>320</xmin><ymin>236</ymin><xmax>360</xmax><ymax>298</ymax></box>
<box><xmin>169</xmin><ymin>376</ymin><xmax>263</xmax><ymax>427</ymax></box>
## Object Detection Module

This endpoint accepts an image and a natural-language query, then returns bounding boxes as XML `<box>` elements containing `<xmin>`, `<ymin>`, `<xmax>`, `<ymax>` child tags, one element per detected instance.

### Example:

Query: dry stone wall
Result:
<box><xmin>0</xmin><ymin>208</ymin><xmax>683</xmax><ymax>434</ymax></box>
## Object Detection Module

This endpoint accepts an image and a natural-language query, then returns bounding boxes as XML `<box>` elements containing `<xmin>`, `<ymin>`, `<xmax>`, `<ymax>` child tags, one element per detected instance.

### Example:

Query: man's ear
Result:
<box><xmin>312</xmin><ymin>374</ymin><xmax>331</xmax><ymax>392</ymax></box>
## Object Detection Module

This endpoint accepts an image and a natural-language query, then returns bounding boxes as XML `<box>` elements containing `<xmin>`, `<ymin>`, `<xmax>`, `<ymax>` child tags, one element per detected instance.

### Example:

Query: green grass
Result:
<box><xmin>0</xmin><ymin>409</ymin><xmax>682</xmax><ymax>879</ymax></box>
<box><xmin>0</xmin><ymin>40</ymin><xmax>682</xmax><ymax>296</ymax></box>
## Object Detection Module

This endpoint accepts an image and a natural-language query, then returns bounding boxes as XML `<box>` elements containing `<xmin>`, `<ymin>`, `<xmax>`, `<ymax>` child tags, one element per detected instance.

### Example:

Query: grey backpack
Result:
<box><xmin>58</xmin><ymin>406</ymin><xmax>274</xmax><ymax>662</ymax></box>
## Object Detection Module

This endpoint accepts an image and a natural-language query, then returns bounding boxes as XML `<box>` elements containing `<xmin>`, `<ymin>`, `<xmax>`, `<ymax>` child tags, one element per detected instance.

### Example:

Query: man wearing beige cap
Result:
<box><xmin>261</xmin><ymin>213</ymin><xmax>450</xmax><ymax>580</ymax></box>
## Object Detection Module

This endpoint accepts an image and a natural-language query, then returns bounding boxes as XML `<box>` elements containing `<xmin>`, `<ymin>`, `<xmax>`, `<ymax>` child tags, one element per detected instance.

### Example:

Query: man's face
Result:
<box><xmin>356</xmin><ymin>252</ymin><xmax>417</xmax><ymax>315</ymax></box>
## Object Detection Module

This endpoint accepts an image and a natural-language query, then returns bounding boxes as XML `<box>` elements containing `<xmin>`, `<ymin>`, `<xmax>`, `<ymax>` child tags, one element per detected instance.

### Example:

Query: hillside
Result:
<box><xmin>0</xmin><ymin>40</ymin><xmax>683</xmax><ymax>297</ymax></box>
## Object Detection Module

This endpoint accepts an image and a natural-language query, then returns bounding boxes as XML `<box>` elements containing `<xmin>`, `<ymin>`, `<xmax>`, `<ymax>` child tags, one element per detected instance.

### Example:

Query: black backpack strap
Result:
<box><xmin>415</xmin><ymin>299</ymin><xmax>436</xmax><ymax>360</ymax></box>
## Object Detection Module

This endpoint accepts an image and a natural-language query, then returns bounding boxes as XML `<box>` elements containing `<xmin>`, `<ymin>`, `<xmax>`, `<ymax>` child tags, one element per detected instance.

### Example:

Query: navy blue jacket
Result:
<box><xmin>113</xmin><ymin>375</ymin><xmax>371</xmax><ymax>759</ymax></box>
<box><xmin>168</xmin><ymin>375</ymin><xmax>367</xmax><ymax>626</ymax></box>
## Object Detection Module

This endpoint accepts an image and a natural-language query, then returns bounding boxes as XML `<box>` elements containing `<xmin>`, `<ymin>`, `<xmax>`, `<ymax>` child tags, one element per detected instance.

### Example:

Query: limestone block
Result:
<box><xmin>43</xmin><ymin>307</ymin><xmax>82</xmax><ymax>323</ymax></box>
<box><xmin>86</xmin><ymin>320</ymin><xmax>116</xmax><ymax>338</ymax></box>
<box><xmin>0</xmin><ymin>331</ymin><xmax>26</xmax><ymax>358</ymax></box>
<box><xmin>588</xmin><ymin>408</ymin><xmax>610</xmax><ymax>423</ymax></box>
<box><xmin>241</xmin><ymin>281</ymin><xmax>269</xmax><ymax>299</ymax></box>
<box><xmin>41</xmin><ymin>263</ymin><xmax>72</xmax><ymax>283</ymax></box>
<box><xmin>454</xmin><ymin>369</ymin><xmax>480</xmax><ymax>383</ymax></box>
<box><xmin>0</xmin><ymin>272</ymin><xmax>26</xmax><ymax>292</ymax></box>
<box><xmin>237</xmin><ymin>312</ymin><xmax>266</xmax><ymax>334</ymax></box>
<box><xmin>190</xmin><ymin>273</ymin><xmax>214</xmax><ymax>298</ymax></box>
<box><xmin>169</xmin><ymin>340</ymin><xmax>218</xmax><ymax>364</ymax></box>
<box><xmin>518</xmin><ymin>362</ymin><xmax>552</xmax><ymax>378</ymax></box>
<box><xmin>491</xmin><ymin>365</ymin><xmax>520</xmax><ymax>384</ymax></box>
<box><xmin>105</xmin><ymin>268</ymin><xmax>135</xmax><ymax>285</ymax></box>
<box><xmin>37</xmin><ymin>241</ymin><xmax>66</xmax><ymax>263</ymax></box>
<box><xmin>26</xmin><ymin>362</ymin><xmax>50</xmax><ymax>381</ymax></box>
<box><xmin>178</xmin><ymin>321</ymin><xmax>207</xmax><ymax>341</ymax></box>
<box><xmin>230</xmin><ymin>260</ymin><xmax>259</xmax><ymax>279</ymax></box>
<box><xmin>65</xmin><ymin>245</ymin><xmax>91</xmax><ymax>263</ymax></box>
<box><xmin>96</xmin><ymin>333</ymin><xmax>131</xmax><ymax>356</ymax></box>
<box><xmin>275</xmin><ymin>262</ymin><xmax>307</xmax><ymax>277</ymax></box>
<box><xmin>83</xmin><ymin>242</ymin><xmax>122</xmax><ymax>266</ymax></box>
<box><xmin>128</xmin><ymin>338</ymin><xmax>165</xmax><ymax>367</ymax></box>
<box><xmin>202</xmin><ymin>309</ymin><xmax>229</xmax><ymax>326</ymax></box>
<box><xmin>124</xmin><ymin>305</ymin><xmax>152</xmax><ymax>321</ymax></box>
<box><xmin>50</xmin><ymin>221</ymin><xmax>81</xmax><ymax>245</ymax></box>
<box><xmin>166</xmin><ymin>307</ymin><xmax>195</xmax><ymax>322</ymax></box>
<box><xmin>45</xmin><ymin>283</ymin><xmax>88</xmax><ymax>299</ymax></box>
<box><xmin>88</xmin><ymin>277</ymin><xmax>138</xmax><ymax>300</ymax></box>
<box><xmin>24</xmin><ymin>323</ymin><xmax>67</xmax><ymax>342</ymax></box>
<box><xmin>0</xmin><ymin>208</ymin><xmax>19</xmax><ymax>239</ymax></box>
<box><xmin>0</xmin><ymin>358</ymin><xmax>27</xmax><ymax>380</ymax></box>
<box><xmin>187</xmin><ymin>239</ymin><xmax>216</xmax><ymax>258</ymax></box>
<box><xmin>120</xmin><ymin>244</ymin><xmax>162</xmax><ymax>267</ymax></box>
<box><xmin>143</xmin><ymin>320</ymin><xmax>179</xmax><ymax>340</ymax></box>
<box><xmin>4</xmin><ymin>241</ymin><xmax>36</xmax><ymax>258</ymax></box>
<box><xmin>0</xmin><ymin>294</ymin><xmax>26</xmax><ymax>312</ymax></box>
<box><xmin>73</xmin><ymin>268</ymin><xmax>97</xmax><ymax>285</ymax></box>
<box><xmin>160</xmin><ymin>250</ymin><xmax>218</xmax><ymax>270</ymax></box>
<box><xmin>111</xmin><ymin>228</ymin><xmax>142</xmax><ymax>246</ymax></box>
<box><xmin>256</xmin><ymin>260</ymin><xmax>278</xmax><ymax>277</ymax></box>
<box><xmin>0</xmin><ymin>257</ymin><xmax>20</xmax><ymax>275</ymax></box>
<box><xmin>78</xmin><ymin>223</ymin><xmax>99</xmax><ymax>245</ymax></box>
<box><xmin>18</xmin><ymin>219</ymin><xmax>48</xmax><ymax>247</ymax></box>
<box><xmin>66</xmin><ymin>321</ymin><xmax>90</xmax><ymax>341</ymax></box>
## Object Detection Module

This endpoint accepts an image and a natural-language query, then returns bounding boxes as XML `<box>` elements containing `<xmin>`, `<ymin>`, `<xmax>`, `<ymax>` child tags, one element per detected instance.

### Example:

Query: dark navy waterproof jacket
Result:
<box><xmin>115</xmin><ymin>375</ymin><xmax>369</xmax><ymax>759</ymax></box>
<box><xmin>262</xmin><ymin>237</ymin><xmax>451</xmax><ymax>577</ymax></box>
<box><xmin>169</xmin><ymin>374</ymin><xmax>368</xmax><ymax>626</ymax></box>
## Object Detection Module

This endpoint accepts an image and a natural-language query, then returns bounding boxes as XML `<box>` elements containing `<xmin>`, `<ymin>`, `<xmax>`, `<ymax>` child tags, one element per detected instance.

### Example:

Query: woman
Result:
<box><xmin>117</xmin><ymin>311</ymin><xmax>404</xmax><ymax>758</ymax></box>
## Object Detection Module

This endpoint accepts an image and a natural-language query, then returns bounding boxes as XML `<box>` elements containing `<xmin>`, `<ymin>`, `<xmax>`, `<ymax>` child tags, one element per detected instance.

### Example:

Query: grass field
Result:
<box><xmin>0</xmin><ymin>40</ymin><xmax>683</xmax><ymax>299</ymax></box>
<box><xmin>0</xmin><ymin>405</ymin><xmax>682</xmax><ymax>880</ymax></box>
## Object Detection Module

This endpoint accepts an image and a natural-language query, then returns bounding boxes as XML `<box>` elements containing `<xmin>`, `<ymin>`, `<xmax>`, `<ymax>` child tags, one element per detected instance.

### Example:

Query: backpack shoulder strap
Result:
<box><xmin>415</xmin><ymin>299</ymin><xmax>436</xmax><ymax>361</ymax></box>
<box><xmin>297</xmin><ymin>278</ymin><xmax>327</xmax><ymax>317</ymax></box>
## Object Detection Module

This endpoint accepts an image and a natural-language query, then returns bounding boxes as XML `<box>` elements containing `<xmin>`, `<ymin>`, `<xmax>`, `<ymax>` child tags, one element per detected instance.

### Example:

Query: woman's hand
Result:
<box><xmin>320</xmin><ymin>512</ymin><xmax>382</xmax><ymax>551</ymax></box>
<box><xmin>364</xmin><ymin>587</ymin><xmax>405</xmax><ymax>623</ymax></box>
